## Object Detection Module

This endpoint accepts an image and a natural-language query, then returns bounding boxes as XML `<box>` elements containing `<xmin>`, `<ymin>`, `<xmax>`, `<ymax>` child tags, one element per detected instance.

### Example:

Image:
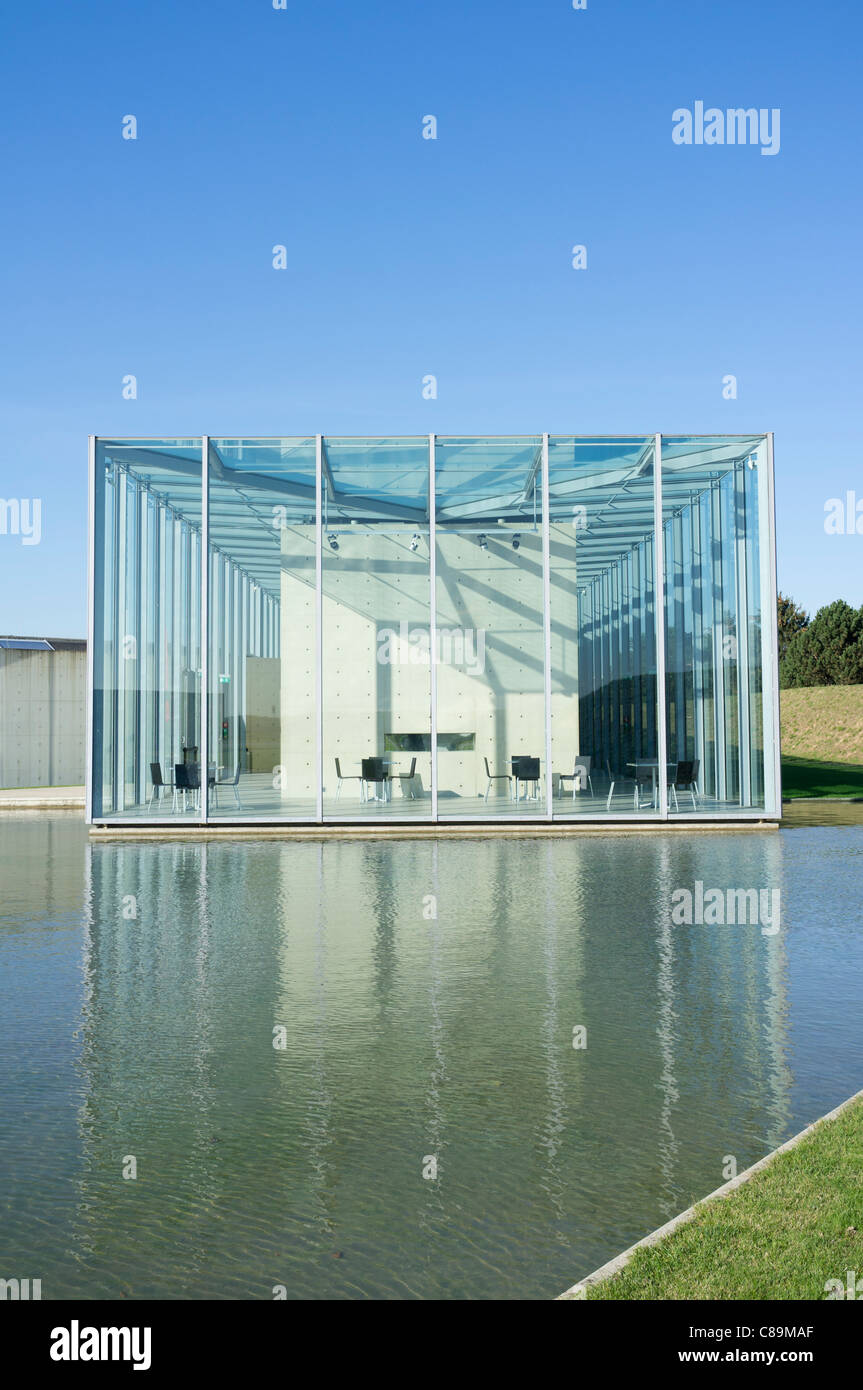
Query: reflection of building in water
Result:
<box><xmin>74</xmin><ymin>833</ymin><xmax>792</xmax><ymax>1297</ymax></box>
<box><xmin>420</xmin><ymin>842</ymin><xmax>446</xmax><ymax>1231</ymax></box>
<box><xmin>536</xmin><ymin>838</ymin><xmax>584</xmax><ymax>1234</ymax></box>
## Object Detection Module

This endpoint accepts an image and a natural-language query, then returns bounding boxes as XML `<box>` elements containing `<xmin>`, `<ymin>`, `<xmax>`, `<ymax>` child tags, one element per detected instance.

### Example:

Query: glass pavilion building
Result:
<box><xmin>87</xmin><ymin>434</ymin><xmax>780</xmax><ymax>827</ymax></box>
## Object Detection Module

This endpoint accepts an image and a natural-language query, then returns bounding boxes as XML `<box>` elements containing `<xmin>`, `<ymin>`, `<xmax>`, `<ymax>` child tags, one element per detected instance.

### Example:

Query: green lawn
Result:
<box><xmin>781</xmin><ymin>755</ymin><xmax>863</xmax><ymax>800</ymax></box>
<box><xmin>582</xmin><ymin>1096</ymin><xmax>863</xmax><ymax>1300</ymax></box>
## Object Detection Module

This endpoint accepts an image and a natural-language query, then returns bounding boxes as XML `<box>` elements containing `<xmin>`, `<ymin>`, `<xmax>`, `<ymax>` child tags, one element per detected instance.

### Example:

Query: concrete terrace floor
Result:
<box><xmin>10</xmin><ymin>777</ymin><xmax>859</xmax><ymax>824</ymax></box>
<box><xmin>0</xmin><ymin>785</ymin><xmax>85</xmax><ymax>809</ymax></box>
<box><xmin>83</xmin><ymin>771</ymin><xmax>766</xmax><ymax>825</ymax></box>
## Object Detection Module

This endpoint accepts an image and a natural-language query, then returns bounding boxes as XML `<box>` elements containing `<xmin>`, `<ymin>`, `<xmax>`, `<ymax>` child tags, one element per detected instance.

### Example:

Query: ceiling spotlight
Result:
<box><xmin>327</xmin><ymin>533</ymin><xmax>339</xmax><ymax>551</ymax></box>
<box><xmin>512</xmin><ymin>533</ymin><xmax>521</xmax><ymax>550</ymax></box>
<box><xmin>478</xmin><ymin>533</ymin><xmax>488</xmax><ymax>550</ymax></box>
<box><xmin>409</xmin><ymin>532</ymin><xmax>420</xmax><ymax>552</ymax></box>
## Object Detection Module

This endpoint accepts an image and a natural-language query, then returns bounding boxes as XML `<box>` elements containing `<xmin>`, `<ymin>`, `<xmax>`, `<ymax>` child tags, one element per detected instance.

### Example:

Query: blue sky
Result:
<box><xmin>1</xmin><ymin>0</ymin><xmax>860</xmax><ymax>635</ymax></box>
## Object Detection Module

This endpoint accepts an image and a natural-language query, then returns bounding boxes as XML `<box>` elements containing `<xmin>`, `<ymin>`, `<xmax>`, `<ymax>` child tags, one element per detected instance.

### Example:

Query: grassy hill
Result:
<box><xmin>781</xmin><ymin>684</ymin><xmax>863</xmax><ymax>762</ymax></box>
<box><xmin>780</xmin><ymin>685</ymin><xmax>863</xmax><ymax>799</ymax></box>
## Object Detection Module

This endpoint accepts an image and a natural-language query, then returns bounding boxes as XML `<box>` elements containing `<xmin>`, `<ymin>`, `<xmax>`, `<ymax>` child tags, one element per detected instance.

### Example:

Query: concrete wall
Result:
<box><xmin>0</xmin><ymin>643</ymin><xmax>86</xmax><ymax>788</ymax></box>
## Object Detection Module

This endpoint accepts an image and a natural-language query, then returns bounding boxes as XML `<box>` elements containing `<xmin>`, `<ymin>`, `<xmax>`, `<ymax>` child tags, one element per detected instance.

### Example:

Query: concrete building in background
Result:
<box><xmin>0</xmin><ymin>637</ymin><xmax>86</xmax><ymax>788</ymax></box>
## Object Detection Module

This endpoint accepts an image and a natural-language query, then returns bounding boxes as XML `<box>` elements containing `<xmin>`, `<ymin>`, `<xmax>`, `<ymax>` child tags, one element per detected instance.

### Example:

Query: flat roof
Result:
<box><xmin>0</xmin><ymin>636</ymin><xmax>86</xmax><ymax>651</ymax></box>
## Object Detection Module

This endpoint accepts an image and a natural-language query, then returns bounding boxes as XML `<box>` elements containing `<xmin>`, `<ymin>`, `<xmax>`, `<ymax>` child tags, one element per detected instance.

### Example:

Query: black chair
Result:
<box><xmin>174</xmin><ymin>763</ymin><xmax>200</xmax><ymax>813</ymax></box>
<box><xmin>147</xmin><ymin>761</ymin><xmax>173</xmax><ymax>813</ymax></box>
<box><xmin>512</xmin><ymin>755</ymin><xmax>541</xmax><ymax>803</ymax></box>
<box><xmin>632</xmin><ymin>763</ymin><xmax>655</xmax><ymax>810</ymax></box>
<box><xmin>669</xmin><ymin>758</ymin><xmax>699</xmax><ymax>811</ymax></box>
<box><xmin>361</xmin><ymin>757</ymin><xmax>387</xmax><ymax>802</ymax></box>
<box><xmin>335</xmin><ymin>757</ymin><xmax>365</xmax><ymax>802</ymax></box>
<box><xmin>483</xmin><ymin>755</ymin><xmax>513</xmax><ymax>802</ymax></box>
<box><xmin>388</xmin><ymin>756</ymin><xmax>418</xmax><ymax>799</ymax></box>
<box><xmin>216</xmin><ymin>763</ymin><xmax>242</xmax><ymax>810</ymax></box>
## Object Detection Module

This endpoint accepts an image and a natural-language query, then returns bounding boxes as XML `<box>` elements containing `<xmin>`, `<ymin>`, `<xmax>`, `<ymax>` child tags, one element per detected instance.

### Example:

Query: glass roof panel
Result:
<box><xmin>94</xmin><ymin>435</ymin><xmax>768</xmax><ymax>599</ymax></box>
<box><xmin>97</xmin><ymin>439</ymin><xmax>204</xmax><ymax>527</ymax></box>
<box><xmin>660</xmin><ymin>435</ymin><xmax>766</xmax><ymax>519</ymax></box>
<box><xmin>209</xmin><ymin>439</ymin><xmax>317</xmax><ymax>599</ymax></box>
<box><xmin>435</xmin><ymin>436</ymin><xmax>542</xmax><ymax>523</ymax></box>
<box><xmin>548</xmin><ymin>436</ymin><xmax>655</xmax><ymax>589</ymax></box>
<box><xmin>323</xmin><ymin>437</ymin><xmax>429</xmax><ymax>521</ymax></box>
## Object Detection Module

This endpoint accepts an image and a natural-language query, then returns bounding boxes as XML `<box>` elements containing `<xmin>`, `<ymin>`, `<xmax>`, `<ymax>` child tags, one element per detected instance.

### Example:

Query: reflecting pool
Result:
<box><xmin>1</xmin><ymin>817</ymin><xmax>861</xmax><ymax>1299</ymax></box>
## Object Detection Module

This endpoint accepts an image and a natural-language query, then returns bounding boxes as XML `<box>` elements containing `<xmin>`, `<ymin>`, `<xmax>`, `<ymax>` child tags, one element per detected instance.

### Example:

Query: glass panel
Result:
<box><xmin>321</xmin><ymin>438</ymin><xmax>432</xmax><ymax>820</ymax></box>
<box><xmin>89</xmin><ymin>434</ymin><xmax>776</xmax><ymax>825</ymax></box>
<box><xmin>548</xmin><ymin>437</ymin><xmax>659</xmax><ymax>818</ymax></box>
<box><xmin>434</xmin><ymin>436</ymin><xmax>545</xmax><ymax>818</ymax></box>
<box><xmin>660</xmin><ymin>435</ymin><xmax>769</xmax><ymax>815</ymax></box>
<box><xmin>92</xmin><ymin>439</ymin><xmax>203</xmax><ymax>819</ymax></box>
<box><xmin>206</xmin><ymin>439</ymin><xmax>317</xmax><ymax>819</ymax></box>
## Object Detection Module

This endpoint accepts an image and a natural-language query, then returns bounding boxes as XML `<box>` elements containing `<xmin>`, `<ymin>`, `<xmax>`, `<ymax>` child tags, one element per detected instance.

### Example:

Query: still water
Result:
<box><xmin>1</xmin><ymin>817</ymin><xmax>862</xmax><ymax>1300</ymax></box>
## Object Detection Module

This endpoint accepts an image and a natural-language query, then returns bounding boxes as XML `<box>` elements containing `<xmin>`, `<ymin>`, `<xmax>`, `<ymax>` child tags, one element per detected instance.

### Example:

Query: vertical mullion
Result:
<box><xmin>428</xmin><ymin>433</ymin><xmax>438</xmax><ymax>821</ymax></box>
<box><xmin>115</xmin><ymin>470</ymin><xmax>126</xmax><ymax>812</ymax></box>
<box><xmin>735</xmin><ymin>461</ymin><xmax>751</xmax><ymax>805</ymax></box>
<box><xmin>541</xmin><ymin>433</ymin><xmax>553</xmax><ymax>818</ymax></box>
<box><xmin>85</xmin><ymin>437</ymin><xmax>96</xmax><ymax>822</ymax></box>
<box><xmin>135</xmin><ymin>487</ymin><xmax>144</xmax><ymax>807</ymax></box>
<box><xmin>200</xmin><ymin>437</ymin><xmax>209</xmax><ymax>823</ymax></box>
<box><xmin>672</xmin><ymin>513</ymin><xmax>686</xmax><ymax>764</ymax></box>
<box><xmin>711</xmin><ymin>481</ymin><xmax>726</xmax><ymax>801</ymax></box>
<box><xmin>653</xmin><ymin>433</ymin><xmax>669</xmax><ymax>818</ymax></box>
<box><xmin>315</xmin><ymin>434</ymin><xmax>323</xmax><ymax>822</ymax></box>
<box><xmin>692</xmin><ymin>494</ymin><xmax>705</xmax><ymax>784</ymax></box>
<box><xmin>762</xmin><ymin>433</ymin><xmax>781</xmax><ymax>816</ymax></box>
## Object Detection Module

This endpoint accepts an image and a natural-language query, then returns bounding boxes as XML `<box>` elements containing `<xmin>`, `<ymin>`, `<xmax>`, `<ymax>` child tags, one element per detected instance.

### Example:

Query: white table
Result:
<box><xmin>511</xmin><ymin>759</ymin><xmax>544</xmax><ymax>803</ymax></box>
<box><xmin>626</xmin><ymin>760</ymin><xmax>678</xmax><ymax>809</ymax></box>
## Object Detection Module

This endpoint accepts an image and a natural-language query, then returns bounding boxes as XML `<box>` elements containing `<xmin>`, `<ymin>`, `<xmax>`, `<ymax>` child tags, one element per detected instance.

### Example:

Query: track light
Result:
<box><xmin>478</xmin><ymin>533</ymin><xmax>488</xmax><ymax>550</ymax></box>
<box><xmin>327</xmin><ymin>534</ymin><xmax>339</xmax><ymax>551</ymax></box>
<box><xmin>409</xmin><ymin>532</ymin><xmax>420</xmax><ymax>552</ymax></box>
<box><xmin>512</xmin><ymin>533</ymin><xmax>521</xmax><ymax>550</ymax></box>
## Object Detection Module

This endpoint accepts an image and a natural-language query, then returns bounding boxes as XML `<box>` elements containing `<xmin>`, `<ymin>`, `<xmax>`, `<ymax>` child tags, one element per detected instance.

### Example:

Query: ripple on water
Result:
<box><xmin>1</xmin><ymin>818</ymin><xmax>862</xmax><ymax>1298</ymax></box>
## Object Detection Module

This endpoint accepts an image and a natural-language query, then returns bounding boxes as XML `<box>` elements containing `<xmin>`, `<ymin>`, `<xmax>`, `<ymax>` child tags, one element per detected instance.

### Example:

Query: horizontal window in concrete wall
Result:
<box><xmin>86</xmin><ymin>435</ymin><xmax>780</xmax><ymax>825</ymax></box>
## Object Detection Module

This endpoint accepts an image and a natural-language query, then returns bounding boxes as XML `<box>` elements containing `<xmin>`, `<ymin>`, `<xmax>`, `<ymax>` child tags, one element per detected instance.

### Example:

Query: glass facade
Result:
<box><xmin>88</xmin><ymin>434</ymin><xmax>779</xmax><ymax>824</ymax></box>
